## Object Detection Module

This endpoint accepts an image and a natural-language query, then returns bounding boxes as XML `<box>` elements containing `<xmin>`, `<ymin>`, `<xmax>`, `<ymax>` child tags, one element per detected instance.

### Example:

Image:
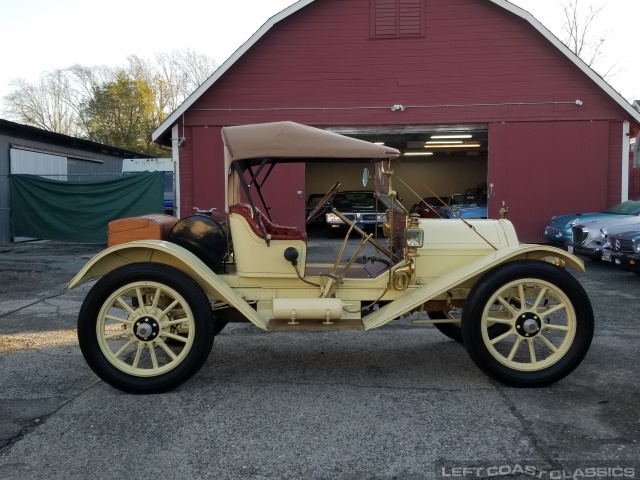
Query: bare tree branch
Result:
<box><xmin>3</xmin><ymin>71</ymin><xmax>80</xmax><ymax>136</ymax></box>
<box><xmin>560</xmin><ymin>0</ymin><xmax>619</xmax><ymax>80</ymax></box>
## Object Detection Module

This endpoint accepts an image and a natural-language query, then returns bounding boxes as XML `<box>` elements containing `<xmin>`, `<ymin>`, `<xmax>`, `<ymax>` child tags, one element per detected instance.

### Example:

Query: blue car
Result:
<box><xmin>544</xmin><ymin>200</ymin><xmax>640</xmax><ymax>245</ymax></box>
<box><xmin>436</xmin><ymin>193</ymin><xmax>487</xmax><ymax>219</ymax></box>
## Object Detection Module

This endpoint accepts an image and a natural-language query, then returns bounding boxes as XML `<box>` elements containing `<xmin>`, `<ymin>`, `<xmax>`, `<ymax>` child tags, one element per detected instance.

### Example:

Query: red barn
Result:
<box><xmin>152</xmin><ymin>0</ymin><xmax>640</xmax><ymax>243</ymax></box>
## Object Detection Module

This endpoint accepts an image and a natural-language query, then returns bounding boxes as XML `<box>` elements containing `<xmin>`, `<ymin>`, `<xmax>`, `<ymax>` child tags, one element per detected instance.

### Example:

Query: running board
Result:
<box><xmin>267</xmin><ymin>319</ymin><xmax>365</xmax><ymax>331</ymax></box>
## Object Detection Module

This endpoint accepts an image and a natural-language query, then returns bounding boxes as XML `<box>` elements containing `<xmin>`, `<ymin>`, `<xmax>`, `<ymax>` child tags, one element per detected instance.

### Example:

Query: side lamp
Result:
<box><xmin>405</xmin><ymin>214</ymin><xmax>423</xmax><ymax>249</ymax></box>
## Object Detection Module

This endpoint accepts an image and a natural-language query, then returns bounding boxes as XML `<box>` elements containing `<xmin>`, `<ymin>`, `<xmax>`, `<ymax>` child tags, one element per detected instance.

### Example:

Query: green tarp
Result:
<box><xmin>9</xmin><ymin>172</ymin><xmax>163</xmax><ymax>243</ymax></box>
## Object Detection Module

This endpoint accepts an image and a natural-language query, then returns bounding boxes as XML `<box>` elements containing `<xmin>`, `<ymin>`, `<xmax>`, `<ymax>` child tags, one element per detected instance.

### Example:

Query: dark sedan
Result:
<box><xmin>601</xmin><ymin>230</ymin><xmax>640</xmax><ymax>274</ymax></box>
<box><xmin>324</xmin><ymin>190</ymin><xmax>391</xmax><ymax>237</ymax></box>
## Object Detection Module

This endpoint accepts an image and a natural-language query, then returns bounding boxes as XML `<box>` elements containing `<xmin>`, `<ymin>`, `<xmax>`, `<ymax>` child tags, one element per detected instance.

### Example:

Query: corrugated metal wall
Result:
<box><xmin>10</xmin><ymin>148</ymin><xmax>68</xmax><ymax>179</ymax></box>
<box><xmin>488</xmin><ymin>121</ymin><xmax>610</xmax><ymax>243</ymax></box>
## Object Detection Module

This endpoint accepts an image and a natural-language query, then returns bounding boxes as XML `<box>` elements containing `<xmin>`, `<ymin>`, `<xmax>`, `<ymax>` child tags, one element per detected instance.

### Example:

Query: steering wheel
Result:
<box><xmin>306</xmin><ymin>181</ymin><xmax>341</xmax><ymax>224</ymax></box>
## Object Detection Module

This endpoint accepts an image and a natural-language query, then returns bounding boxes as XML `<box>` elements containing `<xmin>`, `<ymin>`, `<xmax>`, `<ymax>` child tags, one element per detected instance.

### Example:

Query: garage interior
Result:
<box><xmin>305</xmin><ymin>125</ymin><xmax>488</xmax><ymax>211</ymax></box>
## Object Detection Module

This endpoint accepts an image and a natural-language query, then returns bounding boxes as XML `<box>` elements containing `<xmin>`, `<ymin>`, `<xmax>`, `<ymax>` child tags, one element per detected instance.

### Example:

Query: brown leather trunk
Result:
<box><xmin>108</xmin><ymin>214</ymin><xmax>179</xmax><ymax>247</ymax></box>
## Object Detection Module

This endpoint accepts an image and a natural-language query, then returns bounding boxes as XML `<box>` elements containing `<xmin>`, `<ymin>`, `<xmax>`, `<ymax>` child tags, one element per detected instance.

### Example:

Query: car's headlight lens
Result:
<box><xmin>325</xmin><ymin>213</ymin><xmax>341</xmax><ymax>223</ymax></box>
<box><xmin>406</xmin><ymin>228</ymin><xmax>424</xmax><ymax>247</ymax></box>
<box><xmin>377</xmin><ymin>213</ymin><xmax>386</xmax><ymax>222</ymax></box>
<box><xmin>600</xmin><ymin>227</ymin><xmax>608</xmax><ymax>240</ymax></box>
<box><xmin>634</xmin><ymin>241</ymin><xmax>640</xmax><ymax>254</ymax></box>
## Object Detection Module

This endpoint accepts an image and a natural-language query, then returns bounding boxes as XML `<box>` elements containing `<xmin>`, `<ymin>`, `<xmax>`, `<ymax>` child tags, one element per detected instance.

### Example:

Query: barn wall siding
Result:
<box><xmin>170</xmin><ymin>0</ymin><xmax>635</xmax><ymax>241</ymax></box>
<box><xmin>607</xmin><ymin>122</ymin><xmax>623</xmax><ymax>206</ymax></box>
<box><xmin>631</xmin><ymin>167</ymin><xmax>640</xmax><ymax>200</ymax></box>
<box><xmin>488</xmin><ymin>121</ymin><xmax>610</xmax><ymax>243</ymax></box>
<box><xmin>255</xmin><ymin>163</ymin><xmax>306</xmax><ymax>227</ymax></box>
<box><xmin>188</xmin><ymin>0</ymin><xmax>623</xmax><ymax>128</ymax></box>
<box><xmin>193</xmin><ymin>127</ymin><xmax>225</xmax><ymax>214</ymax></box>
<box><xmin>630</xmin><ymin>148</ymin><xmax>640</xmax><ymax>199</ymax></box>
<box><xmin>177</xmin><ymin>126</ymin><xmax>195</xmax><ymax>217</ymax></box>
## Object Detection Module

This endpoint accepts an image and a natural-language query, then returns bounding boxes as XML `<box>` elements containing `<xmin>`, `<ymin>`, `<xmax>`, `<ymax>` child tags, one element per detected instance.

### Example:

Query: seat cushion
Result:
<box><xmin>229</xmin><ymin>204</ymin><xmax>307</xmax><ymax>242</ymax></box>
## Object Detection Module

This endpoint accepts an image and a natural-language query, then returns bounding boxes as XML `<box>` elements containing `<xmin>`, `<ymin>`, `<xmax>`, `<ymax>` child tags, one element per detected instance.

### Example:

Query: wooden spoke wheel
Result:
<box><xmin>461</xmin><ymin>260</ymin><xmax>594</xmax><ymax>387</ymax></box>
<box><xmin>77</xmin><ymin>263</ymin><xmax>214</xmax><ymax>393</ymax></box>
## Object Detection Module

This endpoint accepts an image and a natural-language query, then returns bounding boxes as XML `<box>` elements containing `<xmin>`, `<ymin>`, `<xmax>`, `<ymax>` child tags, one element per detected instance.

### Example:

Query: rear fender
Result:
<box><xmin>362</xmin><ymin>245</ymin><xmax>585</xmax><ymax>330</ymax></box>
<box><xmin>68</xmin><ymin>240</ymin><xmax>268</xmax><ymax>330</ymax></box>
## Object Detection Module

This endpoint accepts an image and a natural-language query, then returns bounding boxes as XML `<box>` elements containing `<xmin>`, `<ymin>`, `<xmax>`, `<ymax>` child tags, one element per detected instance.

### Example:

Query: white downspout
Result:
<box><xmin>622</xmin><ymin>120</ymin><xmax>630</xmax><ymax>202</ymax></box>
<box><xmin>171</xmin><ymin>124</ymin><xmax>181</xmax><ymax>217</ymax></box>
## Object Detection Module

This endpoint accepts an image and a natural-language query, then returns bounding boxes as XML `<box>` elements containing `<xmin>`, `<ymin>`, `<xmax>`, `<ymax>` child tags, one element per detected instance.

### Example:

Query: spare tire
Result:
<box><xmin>168</xmin><ymin>215</ymin><xmax>229</xmax><ymax>270</ymax></box>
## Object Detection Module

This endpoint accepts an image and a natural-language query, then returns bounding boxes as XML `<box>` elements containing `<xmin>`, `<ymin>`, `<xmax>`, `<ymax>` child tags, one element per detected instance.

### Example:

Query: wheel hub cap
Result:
<box><xmin>515</xmin><ymin>312</ymin><xmax>541</xmax><ymax>338</ymax></box>
<box><xmin>523</xmin><ymin>319</ymin><xmax>539</xmax><ymax>334</ymax></box>
<box><xmin>133</xmin><ymin>316</ymin><xmax>160</xmax><ymax>341</ymax></box>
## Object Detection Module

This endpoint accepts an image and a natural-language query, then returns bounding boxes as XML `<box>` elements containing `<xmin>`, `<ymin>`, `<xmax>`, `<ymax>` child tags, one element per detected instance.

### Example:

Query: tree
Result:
<box><xmin>65</xmin><ymin>64</ymin><xmax>117</xmax><ymax>134</ymax></box>
<box><xmin>81</xmin><ymin>71</ymin><xmax>164</xmax><ymax>155</ymax></box>
<box><xmin>3</xmin><ymin>70</ymin><xmax>81</xmax><ymax>136</ymax></box>
<box><xmin>127</xmin><ymin>49</ymin><xmax>217</xmax><ymax>114</ymax></box>
<box><xmin>1</xmin><ymin>49</ymin><xmax>217</xmax><ymax>151</ymax></box>
<box><xmin>560</xmin><ymin>0</ymin><xmax>617</xmax><ymax>79</ymax></box>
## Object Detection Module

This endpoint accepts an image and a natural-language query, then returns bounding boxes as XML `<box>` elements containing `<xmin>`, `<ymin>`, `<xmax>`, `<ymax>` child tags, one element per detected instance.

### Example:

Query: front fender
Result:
<box><xmin>68</xmin><ymin>240</ymin><xmax>268</xmax><ymax>330</ymax></box>
<box><xmin>363</xmin><ymin>244</ymin><xmax>585</xmax><ymax>330</ymax></box>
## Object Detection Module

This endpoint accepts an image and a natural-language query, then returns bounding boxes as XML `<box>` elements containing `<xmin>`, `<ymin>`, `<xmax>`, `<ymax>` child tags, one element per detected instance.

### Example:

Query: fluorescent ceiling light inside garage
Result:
<box><xmin>425</xmin><ymin>144</ymin><xmax>481</xmax><ymax>148</ymax></box>
<box><xmin>425</xmin><ymin>140</ymin><xmax>463</xmax><ymax>145</ymax></box>
<box><xmin>430</xmin><ymin>134</ymin><xmax>473</xmax><ymax>139</ymax></box>
<box><xmin>403</xmin><ymin>152</ymin><xmax>434</xmax><ymax>156</ymax></box>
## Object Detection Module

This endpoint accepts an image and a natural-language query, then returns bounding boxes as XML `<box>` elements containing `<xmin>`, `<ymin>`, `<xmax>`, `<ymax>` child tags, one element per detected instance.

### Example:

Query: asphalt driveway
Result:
<box><xmin>0</xmin><ymin>241</ymin><xmax>638</xmax><ymax>480</ymax></box>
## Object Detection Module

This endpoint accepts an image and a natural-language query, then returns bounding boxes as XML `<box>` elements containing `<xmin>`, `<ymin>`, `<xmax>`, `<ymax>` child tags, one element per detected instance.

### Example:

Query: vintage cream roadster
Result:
<box><xmin>69</xmin><ymin>122</ymin><xmax>594</xmax><ymax>393</ymax></box>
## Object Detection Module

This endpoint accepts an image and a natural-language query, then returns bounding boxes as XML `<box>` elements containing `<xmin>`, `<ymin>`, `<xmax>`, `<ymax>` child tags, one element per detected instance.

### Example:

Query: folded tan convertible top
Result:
<box><xmin>222</xmin><ymin>121</ymin><xmax>399</xmax><ymax>162</ymax></box>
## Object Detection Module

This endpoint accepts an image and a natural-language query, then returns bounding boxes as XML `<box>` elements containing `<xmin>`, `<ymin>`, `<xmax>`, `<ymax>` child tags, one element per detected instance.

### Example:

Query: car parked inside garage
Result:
<box><xmin>436</xmin><ymin>193</ymin><xmax>488</xmax><ymax>219</ymax></box>
<box><xmin>324</xmin><ymin>190</ymin><xmax>391</xmax><ymax>237</ymax></box>
<box><xmin>410</xmin><ymin>196</ymin><xmax>450</xmax><ymax>219</ymax></box>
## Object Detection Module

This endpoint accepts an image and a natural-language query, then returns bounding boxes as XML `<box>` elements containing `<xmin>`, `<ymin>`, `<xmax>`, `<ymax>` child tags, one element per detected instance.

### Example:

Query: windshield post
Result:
<box><xmin>232</xmin><ymin>161</ymin><xmax>270</xmax><ymax>245</ymax></box>
<box><xmin>383</xmin><ymin>160</ymin><xmax>396</xmax><ymax>255</ymax></box>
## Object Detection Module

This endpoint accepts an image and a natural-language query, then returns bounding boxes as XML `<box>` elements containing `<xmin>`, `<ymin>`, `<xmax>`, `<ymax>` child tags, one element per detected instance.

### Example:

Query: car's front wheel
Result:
<box><xmin>429</xmin><ymin>310</ymin><xmax>511</xmax><ymax>343</ymax></box>
<box><xmin>77</xmin><ymin>263</ymin><xmax>215</xmax><ymax>394</ymax></box>
<box><xmin>461</xmin><ymin>260</ymin><xmax>593</xmax><ymax>387</ymax></box>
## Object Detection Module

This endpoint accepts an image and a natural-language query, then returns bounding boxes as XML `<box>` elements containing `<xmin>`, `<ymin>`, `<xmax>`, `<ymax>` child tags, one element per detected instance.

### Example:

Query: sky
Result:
<box><xmin>0</xmin><ymin>0</ymin><xmax>637</xmax><ymax>109</ymax></box>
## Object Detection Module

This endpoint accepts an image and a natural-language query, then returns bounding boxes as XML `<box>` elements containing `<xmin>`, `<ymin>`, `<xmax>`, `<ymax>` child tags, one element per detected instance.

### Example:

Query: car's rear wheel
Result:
<box><xmin>428</xmin><ymin>311</ymin><xmax>463</xmax><ymax>342</ymax></box>
<box><xmin>77</xmin><ymin>263</ymin><xmax>214</xmax><ymax>394</ymax></box>
<box><xmin>461</xmin><ymin>260</ymin><xmax>593</xmax><ymax>387</ymax></box>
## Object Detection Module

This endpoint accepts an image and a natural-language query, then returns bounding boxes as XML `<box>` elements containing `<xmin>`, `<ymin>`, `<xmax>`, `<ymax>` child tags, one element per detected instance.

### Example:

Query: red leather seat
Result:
<box><xmin>230</xmin><ymin>204</ymin><xmax>307</xmax><ymax>242</ymax></box>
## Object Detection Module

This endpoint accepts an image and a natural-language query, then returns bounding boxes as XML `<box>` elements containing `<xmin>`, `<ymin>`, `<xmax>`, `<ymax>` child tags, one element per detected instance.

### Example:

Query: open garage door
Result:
<box><xmin>308</xmin><ymin>126</ymin><xmax>488</xmax><ymax>214</ymax></box>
